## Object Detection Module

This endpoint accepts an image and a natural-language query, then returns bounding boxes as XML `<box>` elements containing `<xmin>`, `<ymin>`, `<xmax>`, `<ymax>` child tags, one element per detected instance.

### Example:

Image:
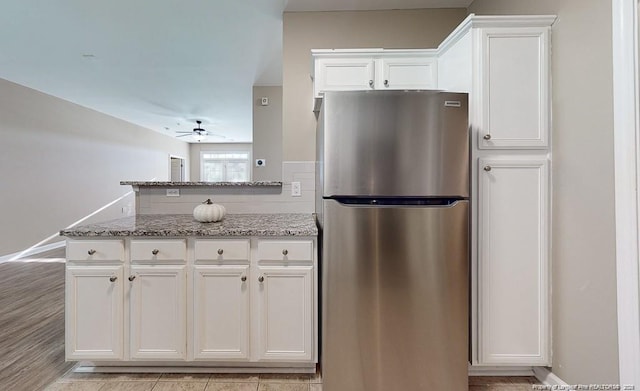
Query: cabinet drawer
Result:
<box><xmin>67</xmin><ymin>240</ymin><xmax>124</xmax><ymax>262</ymax></box>
<box><xmin>195</xmin><ymin>239</ymin><xmax>250</xmax><ymax>261</ymax></box>
<box><xmin>131</xmin><ymin>240</ymin><xmax>186</xmax><ymax>262</ymax></box>
<box><xmin>257</xmin><ymin>241</ymin><xmax>313</xmax><ymax>262</ymax></box>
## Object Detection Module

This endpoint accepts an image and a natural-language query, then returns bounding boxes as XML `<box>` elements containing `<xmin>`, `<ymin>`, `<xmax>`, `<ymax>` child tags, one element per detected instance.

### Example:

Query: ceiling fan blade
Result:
<box><xmin>176</xmin><ymin>134</ymin><xmax>192</xmax><ymax>137</ymax></box>
<box><xmin>175</xmin><ymin>131</ymin><xmax>193</xmax><ymax>134</ymax></box>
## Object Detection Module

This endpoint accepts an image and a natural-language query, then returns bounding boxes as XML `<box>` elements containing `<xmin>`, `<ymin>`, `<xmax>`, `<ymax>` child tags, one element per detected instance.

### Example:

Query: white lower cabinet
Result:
<box><xmin>193</xmin><ymin>264</ymin><xmax>250</xmax><ymax>360</ymax></box>
<box><xmin>256</xmin><ymin>266</ymin><xmax>314</xmax><ymax>361</ymax></box>
<box><xmin>129</xmin><ymin>264</ymin><xmax>187</xmax><ymax>360</ymax></box>
<box><xmin>478</xmin><ymin>158</ymin><xmax>550</xmax><ymax>365</ymax></box>
<box><xmin>66</xmin><ymin>237</ymin><xmax>316</xmax><ymax>368</ymax></box>
<box><xmin>66</xmin><ymin>264</ymin><xmax>124</xmax><ymax>360</ymax></box>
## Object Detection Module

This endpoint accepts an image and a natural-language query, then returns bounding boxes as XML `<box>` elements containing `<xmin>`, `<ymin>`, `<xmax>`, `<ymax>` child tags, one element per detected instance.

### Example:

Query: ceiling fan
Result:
<box><xmin>175</xmin><ymin>120</ymin><xmax>225</xmax><ymax>142</ymax></box>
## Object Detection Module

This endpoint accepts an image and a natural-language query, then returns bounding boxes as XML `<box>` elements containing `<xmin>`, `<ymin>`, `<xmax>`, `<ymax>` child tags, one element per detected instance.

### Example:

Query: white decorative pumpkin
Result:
<box><xmin>193</xmin><ymin>199</ymin><xmax>226</xmax><ymax>223</ymax></box>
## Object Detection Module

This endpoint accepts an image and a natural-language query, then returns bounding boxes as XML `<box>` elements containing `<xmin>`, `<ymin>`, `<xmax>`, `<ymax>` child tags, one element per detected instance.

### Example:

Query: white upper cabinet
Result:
<box><xmin>312</xmin><ymin>50</ymin><xmax>438</xmax><ymax>99</ymax></box>
<box><xmin>376</xmin><ymin>56</ymin><xmax>437</xmax><ymax>90</ymax></box>
<box><xmin>477</xmin><ymin>27</ymin><xmax>551</xmax><ymax>149</ymax></box>
<box><xmin>313</xmin><ymin>57</ymin><xmax>375</xmax><ymax>98</ymax></box>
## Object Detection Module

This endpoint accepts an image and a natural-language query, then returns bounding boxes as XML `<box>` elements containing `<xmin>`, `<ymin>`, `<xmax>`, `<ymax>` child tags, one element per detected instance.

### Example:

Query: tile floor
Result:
<box><xmin>45</xmin><ymin>370</ymin><xmax>322</xmax><ymax>391</ymax></box>
<box><xmin>44</xmin><ymin>368</ymin><xmax>541</xmax><ymax>391</ymax></box>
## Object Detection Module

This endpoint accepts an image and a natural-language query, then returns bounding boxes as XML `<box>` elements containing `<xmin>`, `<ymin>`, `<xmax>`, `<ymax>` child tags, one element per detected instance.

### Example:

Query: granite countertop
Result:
<box><xmin>120</xmin><ymin>181</ymin><xmax>282</xmax><ymax>187</ymax></box>
<box><xmin>60</xmin><ymin>214</ymin><xmax>317</xmax><ymax>237</ymax></box>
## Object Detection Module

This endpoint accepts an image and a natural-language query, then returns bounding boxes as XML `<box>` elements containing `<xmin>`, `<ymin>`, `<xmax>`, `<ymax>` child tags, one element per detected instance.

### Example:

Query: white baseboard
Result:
<box><xmin>533</xmin><ymin>367</ymin><xmax>568</xmax><ymax>386</ymax></box>
<box><xmin>0</xmin><ymin>241</ymin><xmax>65</xmax><ymax>263</ymax></box>
<box><xmin>468</xmin><ymin>365</ymin><xmax>535</xmax><ymax>376</ymax></box>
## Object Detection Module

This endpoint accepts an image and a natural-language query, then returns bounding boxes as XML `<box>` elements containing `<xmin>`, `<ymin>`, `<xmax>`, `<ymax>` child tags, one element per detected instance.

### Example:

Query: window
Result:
<box><xmin>200</xmin><ymin>151</ymin><xmax>250</xmax><ymax>182</ymax></box>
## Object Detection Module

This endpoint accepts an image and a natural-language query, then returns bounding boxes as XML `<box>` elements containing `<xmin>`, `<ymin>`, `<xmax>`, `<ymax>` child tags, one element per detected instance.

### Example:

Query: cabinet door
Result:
<box><xmin>66</xmin><ymin>265</ymin><xmax>123</xmax><ymax>360</ymax></box>
<box><xmin>256</xmin><ymin>266</ymin><xmax>313</xmax><ymax>361</ymax></box>
<box><xmin>377</xmin><ymin>56</ymin><xmax>438</xmax><ymax>90</ymax></box>
<box><xmin>477</xmin><ymin>27</ymin><xmax>550</xmax><ymax>149</ymax></box>
<box><xmin>193</xmin><ymin>265</ymin><xmax>250</xmax><ymax>360</ymax></box>
<box><xmin>129</xmin><ymin>265</ymin><xmax>186</xmax><ymax>360</ymax></box>
<box><xmin>314</xmin><ymin>58</ymin><xmax>375</xmax><ymax>97</ymax></box>
<box><xmin>478</xmin><ymin>158</ymin><xmax>550</xmax><ymax>365</ymax></box>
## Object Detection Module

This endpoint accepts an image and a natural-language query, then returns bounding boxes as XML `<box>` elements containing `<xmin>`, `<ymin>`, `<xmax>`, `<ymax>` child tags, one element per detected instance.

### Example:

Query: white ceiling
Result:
<box><xmin>0</xmin><ymin>0</ymin><xmax>472</xmax><ymax>143</ymax></box>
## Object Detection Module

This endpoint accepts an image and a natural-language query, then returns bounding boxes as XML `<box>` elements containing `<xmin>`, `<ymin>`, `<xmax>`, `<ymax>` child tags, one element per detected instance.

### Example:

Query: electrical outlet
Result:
<box><xmin>166</xmin><ymin>189</ymin><xmax>180</xmax><ymax>197</ymax></box>
<box><xmin>261</xmin><ymin>97</ymin><xmax>269</xmax><ymax>106</ymax></box>
<box><xmin>291</xmin><ymin>181</ymin><xmax>301</xmax><ymax>197</ymax></box>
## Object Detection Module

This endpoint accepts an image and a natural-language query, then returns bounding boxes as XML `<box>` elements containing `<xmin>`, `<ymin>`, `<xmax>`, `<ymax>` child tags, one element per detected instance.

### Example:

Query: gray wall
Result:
<box><xmin>282</xmin><ymin>8</ymin><xmax>468</xmax><ymax>161</ymax></box>
<box><xmin>0</xmin><ymin>77</ymin><xmax>190</xmax><ymax>256</ymax></box>
<box><xmin>467</xmin><ymin>0</ymin><xmax>619</xmax><ymax>383</ymax></box>
<box><xmin>252</xmin><ymin>86</ymin><xmax>283</xmax><ymax>181</ymax></box>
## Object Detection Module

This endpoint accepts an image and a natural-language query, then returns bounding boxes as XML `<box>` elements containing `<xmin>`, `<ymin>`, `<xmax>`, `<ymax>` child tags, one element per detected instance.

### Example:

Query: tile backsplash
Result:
<box><xmin>135</xmin><ymin>161</ymin><xmax>315</xmax><ymax>215</ymax></box>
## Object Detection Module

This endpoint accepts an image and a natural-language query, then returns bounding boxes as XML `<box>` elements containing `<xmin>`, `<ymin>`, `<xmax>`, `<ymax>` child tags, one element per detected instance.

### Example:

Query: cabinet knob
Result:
<box><xmin>241</xmin><ymin>275</ymin><xmax>247</xmax><ymax>282</ymax></box>
<box><xmin>282</xmin><ymin>249</ymin><xmax>288</xmax><ymax>256</ymax></box>
<box><xmin>87</xmin><ymin>249</ymin><xmax>96</xmax><ymax>255</ymax></box>
<box><xmin>109</xmin><ymin>276</ymin><xmax>117</xmax><ymax>282</ymax></box>
<box><xmin>128</xmin><ymin>275</ymin><xmax>136</xmax><ymax>281</ymax></box>
<box><xmin>384</xmin><ymin>79</ymin><xmax>389</xmax><ymax>87</ymax></box>
<box><xmin>483</xmin><ymin>134</ymin><xmax>492</xmax><ymax>140</ymax></box>
<box><xmin>217</xmin><ymin>248</ymin><xmax>224</xmax><ymax>255</ymax></box>
<box><xmin>152</xmin><ymin>249</ymin><xmax>159</xmax><ymax>255</ymax></box>
<box><xmin>258</xmin><ymin>276</ymin><xmax>264</xmax><ymax>283</ymax></box>
<box><xmin>484</xmin><ymin>166</ymin><xmax>492</xmax><ymax>172</ymax></box>
<box><xmin>368</xmin><ymin>80</ymin><xmax>374</xmax><ymax>87</ymax></box>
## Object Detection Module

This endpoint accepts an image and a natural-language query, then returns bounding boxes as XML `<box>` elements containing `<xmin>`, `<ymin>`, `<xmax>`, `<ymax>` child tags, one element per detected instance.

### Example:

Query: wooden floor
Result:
<box><xmin>0</xmin><ymin>248</ymin><xmax>75</xmax><ymax>391</ymax></box>
<box><xmin>1</xmin><ymin>247</ymin><xmax>540</xmax><ymax>391</ymax></box>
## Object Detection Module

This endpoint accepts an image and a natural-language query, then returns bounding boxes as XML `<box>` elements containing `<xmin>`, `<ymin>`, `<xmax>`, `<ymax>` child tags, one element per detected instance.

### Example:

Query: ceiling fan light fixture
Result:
<box><xmin>194</xmin><ymin>133</ymin><xmax>206</xmax><ymax>142</ymax></box>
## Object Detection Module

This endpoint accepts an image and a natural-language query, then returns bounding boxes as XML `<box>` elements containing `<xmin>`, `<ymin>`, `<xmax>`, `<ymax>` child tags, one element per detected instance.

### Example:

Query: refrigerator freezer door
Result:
<box><xmin>321</xmin><ymin>199</ymin><xmax>469</xmax><ymax>391</ymax></box>
<box><xmin>321</xmin><ymin>90</ymin><xmax>469</xmax><ymax>198</ymax></box>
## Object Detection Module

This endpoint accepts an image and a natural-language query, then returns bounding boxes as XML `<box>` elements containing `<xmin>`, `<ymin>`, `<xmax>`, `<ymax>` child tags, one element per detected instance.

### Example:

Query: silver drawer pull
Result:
<box><xmin>483</xmin><ymin>134</ymin><xmax>491</xmax><ymax>140</ymax></box>
<box><xmin>152</xmin><ymin>249</ymin><xmax>159</xmax><ymax>255</ymax></box>
<box><xmin>282</xmin><ymin>249</ymin><xmax>288</xmax><ymax>256</ymax></box>
<box><xmin>109</xmin><ymin>276</ymin><xmax>117</xmax><ymax>282</ymax></box>
<box><xmin>128</xmin><ymin>275</ymin><xmax>136</xmax><ymax>282</ymax></box>
<box><xmin>484</xmin><ymin>166</ymin><xmax>492</xmax><ymax>172</ymax></box>
<box><xmin>368</xmin><ymin>80</ymin><xmax>374</xmax><ymax>87</ymax></box>
<box><xmin>258</xmin><ymin>276</ymin><xmax>264</xmax><ymax>283</ymax></box>
<box><xmin>241</xmin><ymin>275</ymin><xmax>247</xmax><ymax>282</ymax></box>
<box><xmin>217</xmin><ymin>249</ymin><xmax>224</xmax><ymax>255</ymax></box>
<box><xmin>384</xmin><ymin>79</ymin><xmax>389</xmax><ymax>86</ymax></box>
<box><xmin>87</xmin><ymin>249</ymin><xmax>96</xmax><ymax>255</ymax></box>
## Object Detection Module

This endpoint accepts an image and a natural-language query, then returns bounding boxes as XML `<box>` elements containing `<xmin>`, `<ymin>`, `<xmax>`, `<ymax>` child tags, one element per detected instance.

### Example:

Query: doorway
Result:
<box><xmin>170</xmin><ymin>155</ymin><xmax>186</xmax><ymax>182</ymax></box>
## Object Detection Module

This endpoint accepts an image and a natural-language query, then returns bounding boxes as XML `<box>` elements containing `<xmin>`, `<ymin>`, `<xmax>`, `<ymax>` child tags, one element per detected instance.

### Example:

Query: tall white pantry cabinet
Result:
<box><xmin>312</xmin><ymin>14</ymin><xmax>556</xmax><ymax>366</ymax></box>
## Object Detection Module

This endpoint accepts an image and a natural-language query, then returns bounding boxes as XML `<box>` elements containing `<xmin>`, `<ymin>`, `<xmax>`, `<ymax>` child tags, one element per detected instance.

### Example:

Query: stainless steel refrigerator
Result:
<box><xmin>316</xmin><ymin>90</ymin><xmax>469</xmax><ymax>391</ymax></box>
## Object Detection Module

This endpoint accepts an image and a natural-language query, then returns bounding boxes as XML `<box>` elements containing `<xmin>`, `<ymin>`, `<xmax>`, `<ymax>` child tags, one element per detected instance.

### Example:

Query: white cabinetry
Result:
<box><xmin>312</xmin><ymin>50</ymin><xmax>437</xmax><ymax>99</ymax></box>
<box><xmin>436</xmin><ymin>15</ymin><xmax>555</xmax><ymax>366</ymax></box>
<box><xmin>193</xmin><ymin>239</ymin><xmax>251</xmax><ymax>361</ymax></box>
<box><xmin>478</xmin><ymin>158</ymin><xmax>550</xmax><ymax>365</ymax></box>
<box><xmin>476</xmin><ymin>27</ymin><xmax>551</xmax><ymax>149</ymax></box>
<box><xmin>377</xmin><ymin>56</ymin><xmax>437</xmax><ymax>90</ymax></box>
<box><xmin>256</xmin><ymin>240</ymin><xmax>314</xmax><ymax>361</ymax></box>
<box><xmin>129</xmin><ymin>264</ymin><xmax>187</xmax><ymax>360</ymax></box>
<box><xmin>66</xmin><ymin>240</ymin><xmax>124</xmax><ymax>361</ymax></box>
<box><xmin>313</xmin><ymin>57</ymin><xmax>375</xmax><ymax>96</ymax></box>
<box><xmin>129</xmin><ymin>240</ymin><xmax>187</xmax><ymax>360</ymax></box>
<box><xmin>65</xmin><ymin>236</ymin><xmax>317</xmax><ymax>370</ymax></box>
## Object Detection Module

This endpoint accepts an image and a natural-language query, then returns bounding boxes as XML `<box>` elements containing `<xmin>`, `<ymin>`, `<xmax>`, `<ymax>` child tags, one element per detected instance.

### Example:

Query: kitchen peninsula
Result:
<box><xmin>60</xmin><ymin>188</ymin><xmax>318</xmax><ymax>373</ymax></box>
